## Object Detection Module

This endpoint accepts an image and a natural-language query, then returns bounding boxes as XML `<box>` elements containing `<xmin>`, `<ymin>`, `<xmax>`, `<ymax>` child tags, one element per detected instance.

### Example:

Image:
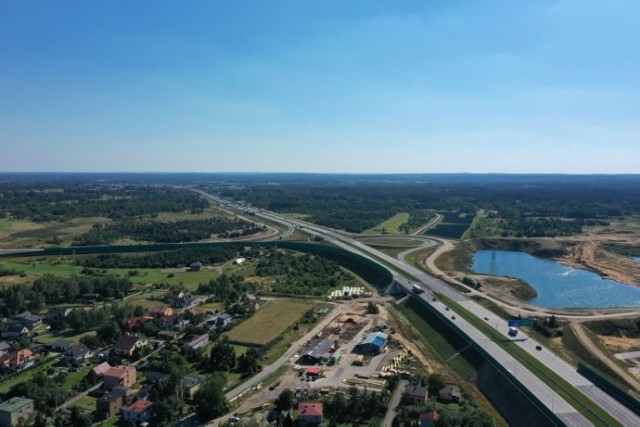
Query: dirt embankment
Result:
<box><xmin>561</xmin><ymin>240</ymin><xmax>640</xmax><ymax>287</ymax></box>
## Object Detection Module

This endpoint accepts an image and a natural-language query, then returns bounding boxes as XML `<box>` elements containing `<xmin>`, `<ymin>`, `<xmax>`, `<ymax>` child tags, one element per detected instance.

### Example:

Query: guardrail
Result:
<box><xmin>578</xmin><ymin>362</ymin><xmax>640</xmax><ymax>417</ymax></box>
<box><xmin>409</xmin><ymin>295</ymin><xmax>567</xmax><ymax>427</ymax></box>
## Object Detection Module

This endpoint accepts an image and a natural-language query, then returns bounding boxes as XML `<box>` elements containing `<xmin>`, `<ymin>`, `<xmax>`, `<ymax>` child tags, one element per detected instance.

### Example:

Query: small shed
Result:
<box><xmin>189</xmin><ymin>262</ymin><xmax>202</xmax><ymax>272</ymax></box>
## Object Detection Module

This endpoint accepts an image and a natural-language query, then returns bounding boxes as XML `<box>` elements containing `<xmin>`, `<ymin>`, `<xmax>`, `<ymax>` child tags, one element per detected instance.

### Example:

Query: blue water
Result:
<box><xmin>471</xmin><ymin>250</ymin><xmax>640</xmax><ymax>308</ymax></box>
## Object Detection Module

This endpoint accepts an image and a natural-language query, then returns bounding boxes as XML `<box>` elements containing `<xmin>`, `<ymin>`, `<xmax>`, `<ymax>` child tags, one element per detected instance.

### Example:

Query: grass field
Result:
<box><xmin>0</xmin><ymin>219</ymin><xmax>11</xmax><ymax>232</ymax></box>
<box><xmin>0</xmin><ymin>358</ymin><xmax>58</xmax><ymax>394</ymax></box>
<box><xmin>226</xmin><ymin>300</ymin><xmax>313</xmax><ymax>346</ymax></box>
<box><xmin>0</xmin><ymin>260</ymin><xmax>220</xmax><ymax>291</ymax></box>
<box><xmin>365</xmin><ymin>212</ymin><xmax>410</xmax><ymax>234</ymax></box>
<box><xmin>74</xmin><ymin>395</ymin><xmax>97</xmax><ymax>413</ymax></box>
<box><xmin>37</xmin><ymin>330</ymin><xmax>97</xmax><ymax>345</ymax></box>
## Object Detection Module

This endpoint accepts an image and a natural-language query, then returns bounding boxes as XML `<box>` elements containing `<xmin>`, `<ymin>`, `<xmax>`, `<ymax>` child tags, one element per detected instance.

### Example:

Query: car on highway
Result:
<box><xmin>445</xmin><ymin>307</ymin><xmax>450</xmax><ymax>311</ymax></box>
<box><xmin>536</xmin><ymin>345</ymin><xmax>542</xmax><ymax>351</ymax></box>
<box><xmin>451</xmin><ymin>315</ymin><xmax>456</xmax><ymax>320</ymax></box>
<box><xmin>484</xmin><ymin>316</ymin><xmax>490</xmax><ymax>321</ymax></box>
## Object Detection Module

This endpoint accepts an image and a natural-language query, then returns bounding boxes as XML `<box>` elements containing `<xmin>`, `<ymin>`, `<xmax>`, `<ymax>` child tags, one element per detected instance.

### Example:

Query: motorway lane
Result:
<box><xmin>250</xmin><ymin>207</ymin><xmax>639</xmax><ymax>425</ymax></box>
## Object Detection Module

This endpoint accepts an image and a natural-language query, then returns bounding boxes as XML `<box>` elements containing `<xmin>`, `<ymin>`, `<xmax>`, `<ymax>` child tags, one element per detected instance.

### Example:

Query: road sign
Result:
<box><xmin>508</xmin><ymin>319</ymin><xmax>533</xmax><ymax>327</ymax></box>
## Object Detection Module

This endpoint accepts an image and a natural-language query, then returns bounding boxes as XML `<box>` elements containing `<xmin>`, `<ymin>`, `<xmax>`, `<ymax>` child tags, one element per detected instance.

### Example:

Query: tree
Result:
<box><xmin>237</xmin><ymin>348</ymin><xmax>260</xmax><ymax>376</ymax></box>
<box><xmin>275</xmin><ymin>389</ymin><xmax>294</xmax><ymax>411</ymax></box>
<box><xmin>97</xmin><ymin>321</ymin><xmax>121</xmax><ymax>344</ymax></box>
<box><xmin>366</xmin><ymin>302</ymin><xmax>379</xmax><ymax>314</ymax></box>
<box><xmin>193</xmin><ymin>374</ymin><xmax>229</xmax><ymax>422</ymax></box>
<box><xmin>208</xmin><ymin>339</ymin><xmax>236</xmax><ymax>372</ymax></box>
<box><xmin>427</xmin><ymin>373</ymin><xmax>445</xmax><ymax>394</ymax></box>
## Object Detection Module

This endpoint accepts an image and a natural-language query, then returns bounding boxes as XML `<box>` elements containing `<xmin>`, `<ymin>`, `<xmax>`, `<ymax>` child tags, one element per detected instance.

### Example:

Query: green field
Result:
<box><xmin>226</xmin><ymin>300</ymin><xmax>313</xmax><ymax>346</ymax></box>
<box><xmin>0</xmin><ymin>260</ymin><xmax>220</xmax><ymax>291</ymax></box>
<box><xmin>0</xmin><ymin>219</ymin><xmax>11</xmax><ymax>232</ymax></box>
<box><xmin>364</xmin><ymin>212</ymin><xmax>410</xmax><ymax>234</ymax></box>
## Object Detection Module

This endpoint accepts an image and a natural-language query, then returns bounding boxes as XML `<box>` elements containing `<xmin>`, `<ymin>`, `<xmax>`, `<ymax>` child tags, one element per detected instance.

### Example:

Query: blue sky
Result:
<box><xmin>1</xmin><ymin>1</ymin><xmax>639</xmax><ymax>173</ymax></box>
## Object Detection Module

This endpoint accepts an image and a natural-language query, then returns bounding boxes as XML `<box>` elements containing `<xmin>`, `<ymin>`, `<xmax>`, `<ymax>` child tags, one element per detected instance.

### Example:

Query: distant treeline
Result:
<box><xmin>73</xmin><ymin>218</ymin><xmax>266</xmax><ymax>245</ymax></box>
<box><xmin>0</xmin><ymin>185</ymin><xmax>208</xmax><ymax>221</ymax></box>
<box><xmin>221</xmin><ymin>179</ymin><xmax>640</xmax><ymax>234</ymax></box>
<box><xmin>78</xmin><ymin>246</ymin><xmax>238</xmax><ymax>269</ymax></box>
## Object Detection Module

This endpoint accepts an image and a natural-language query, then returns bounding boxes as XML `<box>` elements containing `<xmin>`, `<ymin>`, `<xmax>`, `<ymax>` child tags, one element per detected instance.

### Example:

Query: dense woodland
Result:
<box><xmin>73</xmin><ymin>218</ymin><xmax>265</xmax><ymax>245</ymax></box>
<box><xmin>0</xmin><ymin>185</ymin><xmax>208</xmax><ymax>221</ymax></box>
<box><xmin>254</xmin><ymin>250</ymin><xmax>349</xmax><ymax>296</ymax></box>
<box><xmin>220</xmin><ymin>176</ymin><xmax>640</xmax><ymax>235</ymax></box>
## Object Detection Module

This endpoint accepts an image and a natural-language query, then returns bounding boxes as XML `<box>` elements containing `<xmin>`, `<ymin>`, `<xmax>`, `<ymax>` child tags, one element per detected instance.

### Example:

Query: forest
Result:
<box><xmin>220</xmin><ymin>175</ymin><xmax>640</xmax><ymax>235</ymax></box>
<box><xmin>0</xmin><ymin>184</ymin><xmax>208</xmax><ymax>221</ymax></box>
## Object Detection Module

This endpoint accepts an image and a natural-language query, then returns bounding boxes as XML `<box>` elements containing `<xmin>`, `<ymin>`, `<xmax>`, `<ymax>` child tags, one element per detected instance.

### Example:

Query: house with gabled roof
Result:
<box><xmin>1</xmin><ymin>349</ymin><xmax>35</xmax><ymax>372</ymax></box>
<box><xmin>122</xmin><ymin>399</ymin><xmax>153</xmax><ymax>423</ymax></box>
<box><xmin>152</xmin><ymin>306</ymin><xmax>173</xmax><ymax>318</ymax></box>
<box><xmin>62</xmin><ymin>343</ymin><xmax>92</xmax><ymax>366</ymax></box>
<box><xmin>47</xmin><ymin>307</ymin><xmax>72</xmax><ymax>323</ymax></box>
<box><xmin>114</xmin><ymin>335</ymin><xmax>148</xmax><ymax>357</ymax></box>
<box><xmin>1</xmin><ymin>325</ymin><xmax>29</xmax><ymax>340</ymax></box>
<box><xmin>184</xmin><ymin>334</ymin><xmax>209</xmax><ymax>350</ymax></box>
<box><xmin>13</xmin><ymin>312</ymin><xmax>42</xmax><ymax>330</ymax></box>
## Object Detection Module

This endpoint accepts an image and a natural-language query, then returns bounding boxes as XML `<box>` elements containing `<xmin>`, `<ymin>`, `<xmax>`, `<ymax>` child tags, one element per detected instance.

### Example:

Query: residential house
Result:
<box><xmin>189</xmin><ymin>262</ymin><xmax>202</xmax><ymax>272</ymax></box>
<box><xmin>298</xmin><ymin>402</ymin><xmax>323</xmax><ymax>426</ymax></box>
<box><xmin>1</xmin><ymin>349</ymin><xmax>35</xmax><ymax>372</ymax></box>
<box><xmin>155</xmin><ymin>314</ymin><xmax>178</xmax><ymax>330</ymax></box>
<box><xmin>404</xmin><ymin>384</ymin><xmax>428</xmax><ymax>404</ymax></box>
<box><xmin>0</xmin><ymin>397</ymin><xmax>35</xmax><ymax>427</ymax></box>
<box><xmin>242</xmin><ymin>294</ymin><xmax>260</xmax><ymax>312</ymax></box>
<box><xmin>182</xmin><ymin>374</ymin><xmax>207</xmax><ymax>398</ymax></box>
<box><xmin>121</xmin><ymin>317</ymin><xmax>144</xmax><ymax>331</ymax></box>
<box><xmin>92</xmin><ymin>361</ymin><xmax>112</xmax><ymax>377</ymax></box>
<box><xmin>0</xmin><ymin>342</ymin><xmax>9</xmax><ymax>358</ymax></box>
<box><xmin>438</xmin><ymin>384</ymin><xmax>462</xmax><ymax>403</ymax></box>
<box><xmin>1</xmin><ymin>325</ymin><xmax>29</xmax><ymax>340</ymax></box>
<box><xmin>114</xmin><ymin>335</ymin><xmax>147</xmax><ymax>357</ymax></box>
<box><xmin>167</xmin><ymin>289</ymin><xmax>197</xmax><ymax>308</ymax></box>
<box><xmin>103</xmin><ymin>365</ymin><xmax>137</xmax><ymax>390</ymax></box>
<box><xmin>152</xmin><ymin>306</ymin><xmax>173</xmax><ymax>318</ymax></box>
<box><xmin>419</xmin><ymin>411</ymin><xmax>441</xmax><ymax>427</ymax></box>
<box><xmin>185</xmin><ymin>334</ymin><xmax>209</xmax><ymax>350</ymax></box>
<box><xmin>122</xmin><ymin>399</ymin><xmax>153</xmax><ymax>423</ymax></box>
<box><xmin>47</xmin><ymin>307</ymin><xmax>72</xmax><ymax>323</ymax></box>
<box><xmin>50</xmin><ymin>340</ymin><xmax>73</xmax><ymax>352</ymax></box>
<box><xmin>215</xmin><ymin>313</ymin><xmax>232</xmax><ymax>328</ymax></box>
<box><xmin>62</xmin><ymin>343</ymin><xmax>92</xmax><ymax>366</ymax></box>
<box><xmin>95</xmin><ymin>394</ymin><xmax>124</xmax><ymax>421</ymax></box>
<box><xmin>185</xmin><ymin>306</ymin><xmax>203</xmax><ymax>318</ymax></box>
<box><xmin>157</xmin><ymin>331</ymin><xmax>178</xmax><ymax>341</ymax></box>
<box><xmin>13</xmin><ymin>312</ymin><xmax>42</xmax><ymax>330</ymax></box>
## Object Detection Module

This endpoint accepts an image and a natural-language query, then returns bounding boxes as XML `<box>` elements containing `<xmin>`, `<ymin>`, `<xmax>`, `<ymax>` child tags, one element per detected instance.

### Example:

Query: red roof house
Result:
<box><xmin>298</xmin><ymin>402</ymin><xmax>323</xmax><ymax>426</ymax></box>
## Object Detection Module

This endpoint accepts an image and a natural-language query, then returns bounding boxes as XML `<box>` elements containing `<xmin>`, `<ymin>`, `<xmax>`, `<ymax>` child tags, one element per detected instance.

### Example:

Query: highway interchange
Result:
<box><xmin>203</xmin><ymin>192</ymin><xmax>640</xmax><ymax>426</ymax></box>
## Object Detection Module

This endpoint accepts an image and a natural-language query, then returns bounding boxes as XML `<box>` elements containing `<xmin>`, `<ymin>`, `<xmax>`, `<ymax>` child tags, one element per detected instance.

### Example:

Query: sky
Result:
<box><xmin>1</xmin><ymin>1</ymin><xmax>639</xmax><ymax>173</ymax></box>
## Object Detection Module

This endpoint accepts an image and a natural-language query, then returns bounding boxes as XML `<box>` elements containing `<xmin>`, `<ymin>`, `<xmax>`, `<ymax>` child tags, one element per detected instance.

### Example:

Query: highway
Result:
<box><xmin>204</xmin><ymin>192</ymin><xmax>640</xmax><ymax>426</ymax></box>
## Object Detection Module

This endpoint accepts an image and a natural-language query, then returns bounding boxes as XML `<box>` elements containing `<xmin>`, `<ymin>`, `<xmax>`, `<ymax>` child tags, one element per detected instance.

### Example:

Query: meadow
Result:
<box><xmin>225</xmin><ymin>299</ymin><xmax>313</xmax><ymax>346</ymax></box>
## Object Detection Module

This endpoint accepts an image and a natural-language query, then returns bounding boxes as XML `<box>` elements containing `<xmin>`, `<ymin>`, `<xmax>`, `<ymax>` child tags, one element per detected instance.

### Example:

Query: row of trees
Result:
<box><xmin>79</xmin><ymin>246</ymin><xmax>237</xmax><ymax>269</ymax></box>
<box><xmin>0</xmin><ymin>274</ymin><xmax>133</xmax><ymax>316</ymax></box>
<box><xmin>73</xmin><ymin>218</ymin><xmax>265</xmax><ymax>246</ymax></box>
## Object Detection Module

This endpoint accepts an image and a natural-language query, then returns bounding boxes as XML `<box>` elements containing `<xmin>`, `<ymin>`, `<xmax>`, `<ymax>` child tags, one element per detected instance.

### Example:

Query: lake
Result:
<box><xmin>471</xmin><ymin>250</ymin><xmax>640</xmax><ymax>308</ymax></box>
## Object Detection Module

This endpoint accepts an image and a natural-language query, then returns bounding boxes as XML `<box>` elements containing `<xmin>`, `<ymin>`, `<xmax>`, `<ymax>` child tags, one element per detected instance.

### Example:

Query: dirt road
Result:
<box><xmin>570</xmin><ymin>322</ymin><xmax>640</xmax><ymax>392</ymax></box>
